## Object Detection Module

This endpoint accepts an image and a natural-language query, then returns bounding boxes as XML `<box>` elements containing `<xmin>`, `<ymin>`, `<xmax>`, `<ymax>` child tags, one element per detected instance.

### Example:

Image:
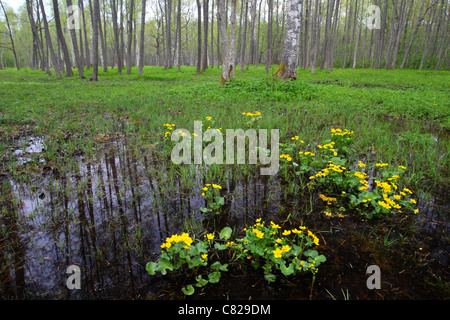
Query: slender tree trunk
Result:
<box><xmin>139</xmin><ymin>0</ymin><xmax>146</xmax><ymax>75</ymax></box>
<box><xmin>352</xmin><ymin>0</ymin><xmax>364</xmax><ymax>69</ymax></box>
<box><xmin>266</xmin><ymin>0</ymin><xmax>273</xmax><ymax>75</ymax></box>
<box><xmin>400</xmin><ymin>0</ymin><xmax>426</xmax><ymax>69</ymax></box>
<box><xmin>80</xmin><ymin>0</ymin><xmax>90</xmax><ymax>68</ymax></box>
<box><xmin>111</xmin><ymin>0</ymin><xmax>122</xmax><ymax>72</ymax></box>
<box><xmin>38</xmin><ymin>0</ymin><xmax>61</xmax><ymax>76</ymax></box>
<box><xmin>127</xmin><ymin>0</ymin><xmax>135</xmax><ymax>74</ymax></box>
<box><xmin>98</xmin><ymin>0</ymin><xmax>108</xmax><ymax>72</ymax></box>
<box><xmin>202</xmin><ymin>0</ymin><xmax>209</xmax><ymax>71</ymax></box>
<box><xmin>274</xmin><ymin>0</ymin><xmax>301</xmax><ymax>79</ymax></box>
<box><xmin>435</xmin><ymin>1</ymin><xmax>449</xmax><ymax>69</ymax></box>
<box><xmin>66</xmin><ymin>0</ymin><xmax>84</xmax><ymax>78</ymax></box>
<box><xmin>211</xmin><ymin>0</ymin><xmax>215</xmax><ymax>67</ymax></box>
<box><xmin>91</xmin><ymin>0</ymin><xmax>100</xmax><ymax>81</ymax></box>
<box><xmin>196</xmin><ymin>0</ymin><xmax>202</xmax><ymax>73</ymax></box>
<box><xmin>310</xmin><ymin>0</ymin><xmax>319</xmax><ymax>73</ymax></box>
<box><xmin>240</xmin><ymin>0</ymin><xmax>248</xmax><ymax>71</ymax></box>
<box><xmin>26</xmin><ymin>0</ymin><xmax>50</xmax><ymax>74</ymax></box>
<box><xmin>0</xmin><ymin>0</ymin><xmax>19</xmax><ymax>70</ymax></box>
<box><xmin>391</xmin><ymin>0</ymin><xmax>408</xmax><ymax>69</ymax></box>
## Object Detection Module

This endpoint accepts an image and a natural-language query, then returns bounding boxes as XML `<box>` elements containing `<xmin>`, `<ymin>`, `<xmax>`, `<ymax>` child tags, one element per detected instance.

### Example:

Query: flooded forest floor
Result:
<box><xmin>0</xmin><ymin>67</ymin><xmax>449</xmax><ymax>300</ymax></box>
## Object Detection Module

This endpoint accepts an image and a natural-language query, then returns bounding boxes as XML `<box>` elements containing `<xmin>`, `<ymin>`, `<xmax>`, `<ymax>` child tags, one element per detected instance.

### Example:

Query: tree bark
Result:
<box><xmin>111</xmin><ymin>0</ymin><xmax>122</xmax><ymax>72</ymax></box>
<box><xmin>26</xmin><ymin>0</ymin><xmax>50</xmax><ymax>74</ymax></box>
<box><xmin>127</xmin><ymin>0</ymin><xmax>135</xmax><ymax>74</ymax></box>
<box><xmin>196</xmin><ymin>0</ymin><xmax>202</xmax><ymax>73</ymax></box>
<box><xmin>274</xmin><ymin>0</ymin><xmax>301</xmax><ymax>79</ymax></box>
<box><xmin>139</xmin><ymin>0</ymin><xmax>146</xmax><ymax>75</ymax></box>
<box><xmin>202</xmin><ymin>0</ymin><xmax>209</xmax><ymax>71</ymax></box>
<box><xmin>240</xmin><ymin>0</ymin><xmax>248</xmax><ymax>71</ymax></box>
<box><xmin>91</xmin><ymin>0</ymin><xmax>100</xmax><ymax>81</ymax></box>
<box><xmin>218</xmin><ymin>0</ymin><xmax>236</xmax><ymax>83</ymax></box>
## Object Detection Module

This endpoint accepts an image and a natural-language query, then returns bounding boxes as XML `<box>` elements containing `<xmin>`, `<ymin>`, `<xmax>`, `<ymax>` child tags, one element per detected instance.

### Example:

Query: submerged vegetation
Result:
<box><xmin>0</xmin><ymin>66</ymin><xmax>449</xmax><ymax>299</ymax></box>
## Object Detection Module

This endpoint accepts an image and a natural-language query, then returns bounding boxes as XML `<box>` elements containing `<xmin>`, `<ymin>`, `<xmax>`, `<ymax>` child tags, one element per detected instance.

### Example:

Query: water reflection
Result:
<box><xmin>1</xmin><ymin>137</ymin><xmax>448</xmax><ymax>299</ymax></box>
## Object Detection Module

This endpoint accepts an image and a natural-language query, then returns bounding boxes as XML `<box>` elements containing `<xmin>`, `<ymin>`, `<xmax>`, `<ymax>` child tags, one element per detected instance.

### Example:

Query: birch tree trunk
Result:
<box><xmin>127</xmin><ymin>0</ymin><xmax>135</xmax><ymax>74</ymax></box>
<box><xmin>400</xmin><ymin>0</ymin><xmax>426</xmax><ymax>69</ymax></box>
<box><xmin>202</xmin><ymin>0</ymin><xmax>209</xmax><ymax>71</ymax></box>
<box><xmin>91</xmin><ymin>0</ymin><xmax>99</xmax><ymax>81</ymax></box>
<box><xmin>274</xmin><ymin>0</ymin><xmax>301</xmax><ymax>79</ymax></box>
<box><xmin>139</xmin><ymin>0</ymin><xmax>146</xmax><ymax>75</ymax></box>
<box><xmin>352</xmin><ymin>0</ymin><xmax>364</xmax><ymax>69</ymax></box>
<box><xmin>26</xmin><ymin>0</ymin><xmax>50</xmax><ymax>75</ymax></box>
<box><xmin>218</xmin><ymin>0</ymin><xmax>236</xmax><ymax>83</ymax></box>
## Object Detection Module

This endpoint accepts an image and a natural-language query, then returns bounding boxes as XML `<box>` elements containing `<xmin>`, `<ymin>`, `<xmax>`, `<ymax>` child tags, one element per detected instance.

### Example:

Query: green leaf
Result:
<box><xmin>280</xmin><ymin>262</ymin><xmax>294</xmax><ymax>276</ymax></box>
<box><xmin>303</xmin><ymin>249</ymin><xmax>318</xmax><ymax>258</ymax></box>
<box><xmin>219</xmin><ymin>227</ymin><xmax>232</xmax><ymax>240</ymax></box>
<box><xmin>264</xmin><ymin>274</ymin><xmax>276</xmax><ymax>283</ymax></box>
<box><xmin>182</xmin><ymin>285</ymin><xmax>195</xmax><ymax>295</ymax></box>
<box><xmin>158</xmin><ymin>258</ymin><xmax>173</xmax><ymax>275</ymax></box>
<box><xmin>314</xmin><ymin>255</ymin><xmax>327</xmax><ymax>265</ymax></box>
<box><xmin>208</xmin><ymin>271</ymin><xmax>221</xmax><ymax>283</ymax></box>
<box><xmin>214</xmin><ymin>243</ymin><xmax>227</xmax><ymax>250</ymax></box>
<box><xmin>195</xmin><ymin>275</ymin><xmax>209</xmax><ymax>287</ymax></box>
<box><xmin>145</xmin><ymin>262</ymin><xmax>158</xmax><ymax>275</ymax></box>
<box><xmin>215</xmin><ymin>196</ymin><xmax>225</xmax><ymax>206</ymax></box>
<box><xmin>199</xmin><ymin>207</ymin><xmax>210</xmax><ymax>213</ymax></box>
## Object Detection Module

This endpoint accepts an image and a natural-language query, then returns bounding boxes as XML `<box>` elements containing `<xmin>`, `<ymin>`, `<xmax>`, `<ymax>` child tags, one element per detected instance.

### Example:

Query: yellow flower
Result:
<box><xmin>206</xmin><ymin>233</ymin><xmax>214</xmax><ymax>240</ymax></box>
<box><xmin>201</xmin><ymin>193</ymin><xmax>205</xmax><ymax>196</ymax></box>
<box><xmin>300</xmin><ymin>140</ymin><xmax>304</xmax><ymax>143</ymax></box>
<box><xmin>273</xmin><ymin>247</ymin><xmax>283</xmax><ymax>258</ymax></box>
<box><xmin>394</xmin><ymin>195</ymin><xmax>401</xmax><ymax>200</ymax></box>
<box><xmin>202</xmin><ymin>254</ymin><xmax>208</xmax><ymax>259</ymax></box>
<box><xmin>291</xmin><ymin>136</ymin><xmax>299</xmax><ymax>140</ymax></box>
<box><xmin>334</xmin><ymin>152</ymin><xmax>338</xmax><ymax>156</ymax></box>
<box><xmin>414</xmin><ymin>209</ymin><xmax>419</xmax><ymax>214</ymax></box>
<box><xmin>398</xmin><ymin>165</ymin><xmax>406</xmax><ymax>170</ymax></box>
<box><xmin>270</xmin><ymin>221</ymin><xmax>281</xmax><ymax>229</ymax></box>
<box><xmin>276</xmin><ymin>238</ymin><xmax>282</xmax><ymax>243</ymax></box>
<box><xmin>282</xmin><ymin>230</ymin><xmax>291</xmax><ymax>236</ymax></box>
<box><xmin>410</xmin><ymin>199</ymin><xmax>416</xmax><ymax>204</ymax></box>
<box><xmin>255</xmin><ymin>218</ymin><xmax>261</xmax><ymax>223</ymax></box>
<box><xmin>281</xmin><ymin>245</ymin><xmax>290</xmax><ymax>253</ymax></box>
<box><xmin>206</xmin><ymin>116</ymin><xmax>212</xmax><ymax>121</ymax></box>
<box><xmin>202</xmin><ymin>187</ymin><xmax>208</xmax><ymax>191</ymax></box>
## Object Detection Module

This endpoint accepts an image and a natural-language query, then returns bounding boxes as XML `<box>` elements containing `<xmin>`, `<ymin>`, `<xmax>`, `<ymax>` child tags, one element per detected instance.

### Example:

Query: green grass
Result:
<box><xmin>0</xmin><ymin>65</ymin><xmax>449</xmax><ymax>192</ymax></box>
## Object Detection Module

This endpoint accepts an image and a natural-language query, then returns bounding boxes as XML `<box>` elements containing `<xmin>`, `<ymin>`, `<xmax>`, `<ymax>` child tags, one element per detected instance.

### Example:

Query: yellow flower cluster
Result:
<box><xmin>375</xmin><ymin>180</ymin><xmax>392</xmax><ymax>193</ymax></box>
<box><xmin>307</xmin><ymin>230</ymin><xmax>320</xmax><ymax>246</ymax></box>
<box><xmin>376</xmin><ymin>163</ymin><xmax>389</xmax><ymax>167</ymax></box>
<box><xmin>252</xmin><ymin>229</ymin><xmax>264</xmax><ymax>239</ymax></box>
<box><xmin>242</xmin><ymin>111</ymin><xmax>261</xmax><ymax>116</ymax></box>
<box><xmin>309</xmin><ymin>163</ymin><xmax>346</xmax><ymax>179</ymax></box>
<box><xmin>319</xmin><ymin>194</ymin><xmax>337</xmax><ymax>203</ymax></box>
<box><xmin>201</xmin><ymin>183</ymin><xmax>222</xmax><ymax>196</ymax></box>
<box><xmin>270</xmin><ymin>221</ymin><xmax>281</xmax><ymax>229</ymax></box>
<box><xmin>317</xmin><ymin>142</ymin><xmax>335</xmax><ymax>150</ymax></box>
<box><xmin>280</xmin><ymin>154</ymin><xmax>292</xmax><ymax>161</ymax></box>
<box><xmin>291</xmin><ymin>136</ymin><xmax>299</xmax><ymax>140</ymax></box>
<box><xmin>331</xmin><ymin>128</ymin><xmax>354</xmax><ymax>137</ymax></box>
<box><xmin>358</xmin><ymin>161</ymin><xmax>366</xmax><ymax>168</ymax></box>
<box><xmin>205</xmin><ymin>116</ymin><xmax>212</xmax><ymax>121</ymax></box>
<box><xmin>299</xmin><ymin>151</ymin><xmax>315</xmax><ymax>156</ymax></box>
<box><xmin>273</xmin><ymin>245</ymin><xmax>291</xmax><ymax>258</ymax></box>
<box><xmin>161</xmin><ymin>232</ymin><xmax>193</xmax><ymax>249</ymax></box>
<box><xmin>163</xmin><ymin>123</ymin><xmax>175</xmax><ymax>137</ymax></box>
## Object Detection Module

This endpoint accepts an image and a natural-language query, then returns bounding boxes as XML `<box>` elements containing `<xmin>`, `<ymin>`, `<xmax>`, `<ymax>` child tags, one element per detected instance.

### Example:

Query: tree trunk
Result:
<box><xmin>352</xmin><ymin>0</ymin><xmax>364</xmax><ymax>69</ymax></box>
<box><xmin>0</xmin><ymin>0</ymin><xmax>19</xmax><ymax>70</ymax></box>
<box><xmin>139</xmin><ymin>0</ymin><xmax>146</xmax><ymax>75</ymax></box>
<box><xmin>111</xmin><ymin>0</ymin><xmax>122</xmax><ymax>72</ymax></box>
<box><xmin>26</xmin><ymin>0</ymin><xmax>50</xmax><ymax>74</ymax></box>
<box><xmin>38</xmin><ymin>0</ymin><xmax>61</xmax><ymax>76</ymax></box>
<box><xmin>266</xmin><ymin>0</ymin><xmax>273</xmax><ymax>75</ymax></box>
<box><xmin>435</xmin><ymin>1</ymin><xmax>449</xmax><ymax>69</ymax></box>
<box><xmin>400</xmin><ymin>0</ymin><xmax>426</xmax><ymax>69</ymax></box>
<box><xmin>202</xmin><ymin>0</ymin><xmax>209</xmax><ymax>71</ymax></box>
<box><xmin>274</xmin><ymin>0</ymin><xmax>301</xmax><ymax>79</ymax></box>
<box><xmin>127</xmin><ymin>0</ymin><xmax>135</xmax><ymax>74</ymax></box>
<box><xmin>211</xmin><ymin>0</ymin><xmax>215</xmax><ymax>68</ymax></box>
<box><xmin>240</xmin><ymin>0</ymin><xmax>248</xmax><ymax>71</ymax></box>
<box><xmin>91</xmin><ymin>0</ymin><xmax>100</xmax><ymax>81</ymax></box>
<box><xmin>66</xmin><ymin>0</ymin><xmax>84</xmax><ymax>78</ymax></box>
<box><xmin>218</xmin><ymin>0</ymin><xmax>236</xmax><ymax>83</ymax></box>
<box><xmin>196</xmin><ymin>0</ymin><xmax>202</xmax><ymax>73</ymax></box>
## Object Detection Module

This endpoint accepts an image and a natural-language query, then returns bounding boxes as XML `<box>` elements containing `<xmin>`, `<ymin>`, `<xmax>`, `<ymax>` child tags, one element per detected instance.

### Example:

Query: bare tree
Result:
<box><xmin>266</xmin><ymin>0</ymin><xmax>274</xmax><ymax>75</ymax></box>
<box><xmin>111</xmin><ymin>0</ymin><xmax>122</xmax><ymax>72</ymax></box>
<box><xmin>38</xmin><ymin>0</ymin><xmax>61</xmax><ymax>76</ymax></box>
<box><xmin>202</xmin><ymin>0</ymin><xmax>209</xmax><ymax>71</ymax></box>
<box><xmin>218</xmin><ymin>0</ymin><xmax>236</xmax><ymax>83</ymax></box>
